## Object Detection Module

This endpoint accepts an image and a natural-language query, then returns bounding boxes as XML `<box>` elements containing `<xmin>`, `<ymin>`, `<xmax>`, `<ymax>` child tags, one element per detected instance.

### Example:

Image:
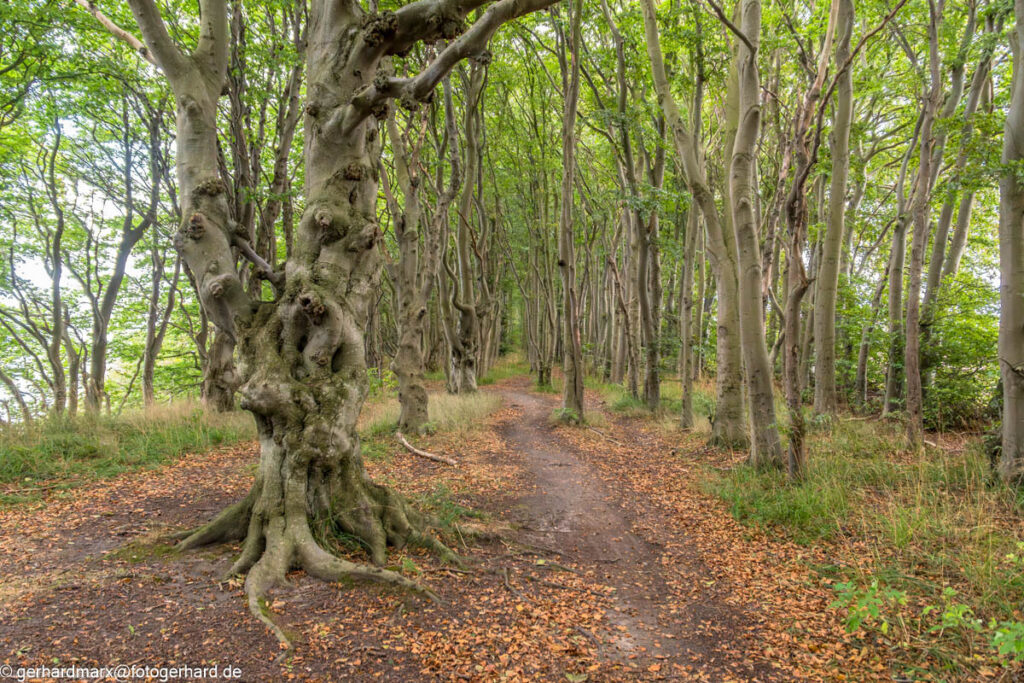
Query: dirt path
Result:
<box><xmin>494</xmin><ymin>383</ymin><xmax>768</xmax><ymax>680</ymax></box>
<box><xmin>0</xmin><ymin>378</ymin><xmax>841</xmax><ymax>681</ymax></box>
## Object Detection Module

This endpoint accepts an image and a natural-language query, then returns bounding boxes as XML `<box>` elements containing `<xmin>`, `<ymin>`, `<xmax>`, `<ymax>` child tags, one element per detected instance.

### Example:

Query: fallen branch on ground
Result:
<box><xmin>586</xmin><ymin>425</ymin><xmax>624</xmax><ymax>446</ymax></box>
<box><xmin>396</xmin><ymin>432</ymin><xmax>458</xmax><ymax>466</ymax></box>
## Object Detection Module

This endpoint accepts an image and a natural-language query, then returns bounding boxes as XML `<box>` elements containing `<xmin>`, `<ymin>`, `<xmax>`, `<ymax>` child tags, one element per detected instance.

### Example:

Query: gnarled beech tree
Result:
<box><xmin>93</xmin><ymin>0</ymin><xmax>556</xmax><ymax>645</ymax></box>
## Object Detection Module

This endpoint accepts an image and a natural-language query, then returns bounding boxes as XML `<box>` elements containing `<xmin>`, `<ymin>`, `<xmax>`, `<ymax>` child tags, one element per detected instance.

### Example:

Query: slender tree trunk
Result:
<box><xmin>731</xmin><ymin>0</ymin><xmax>783</xmax><ymax>467</ymax></box>
<box><xmin>640</xmin><ymin>0</ymin><xmax>745</xmax><ymax>443</ymax></box>
<box><xmin>905</xmin><ymin>0</ymin><xmax>944</xmax><ymax>449</ymax></box>
<box><xmin>558</xmin><ymin>0</ymin><xmax>584</xmax><ymax>422</ymax></box>
<box><xmin>1000</xmin><ymin>0</ymin><xmax>1024</xmax><ymax>485</ymax></box>
<box><xmin>883</xmin><ymin>113</ymin><xmax>923</xmax><ymax>415</ymax></box>
<box><xmin>813</xmin><ymin>0</ymin><xmax>854</xmax><ymax>414</ymax></box>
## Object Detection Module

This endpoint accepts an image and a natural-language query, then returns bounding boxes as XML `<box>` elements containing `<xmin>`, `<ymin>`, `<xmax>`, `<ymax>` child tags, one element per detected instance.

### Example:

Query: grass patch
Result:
<box><xmin>417</xmin><ymin>482</ymin><xmax>488</xmax><ymax>527</ymax></box>
<box><xmin>700</xmin><ymin>416</ymin><xmax>1024</xmax><ymax>673</ymax></box>
<box><xmin>479</xmin><ymin>353</ymin><xmax>530</xmax><ymax>385</ymax></box>
<box><xmin>107</xmin><ymin>539</ymin><xmax>178</xmax><ymax>564</ymax></box>
<box><xmin>0</xmin><ymin>402</ymin><xmax>254</xmax><ymax>502</ymax></box>
<box><xmin>359</xmin><ymin>390</ymin><xmax>503</xmax><ymax>439</ymax></box>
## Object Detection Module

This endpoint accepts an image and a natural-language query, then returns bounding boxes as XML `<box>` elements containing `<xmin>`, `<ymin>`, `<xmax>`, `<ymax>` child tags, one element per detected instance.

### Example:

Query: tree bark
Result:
<box><xmin>813</xmin><ymin>0</ymin><xmax>853</xmax><ymax>415</ymax></box>
<box><xmin>640</xmin><ymin>0</ymin><xmax>745</xmax><ymax>444</ymax></box>
<box><xmin>730</xmin><ymin>0</ymin><xmax>783</xmax><ymax>467</ymax></box>
<box><xmin>905</xmin><ymin>0</ymin><xmax>944</xmax><ymax>449</ymax></box>
<box><xmin>557</xmin><ymin>0</ymin><xmax>584</xmax><ymax>422</ymax></box>
<box><xmin>999</xmin><ymin>0</ymin><xmax>1024</xmax><ymax>485</ymax></box>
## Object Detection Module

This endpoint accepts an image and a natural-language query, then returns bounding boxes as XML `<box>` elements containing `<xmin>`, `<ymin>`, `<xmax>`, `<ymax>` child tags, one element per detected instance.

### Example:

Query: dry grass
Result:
<box><xmin>359</xmin><ymin>391</ymin><xmax>503</xmax><ymax>437</ymax></box>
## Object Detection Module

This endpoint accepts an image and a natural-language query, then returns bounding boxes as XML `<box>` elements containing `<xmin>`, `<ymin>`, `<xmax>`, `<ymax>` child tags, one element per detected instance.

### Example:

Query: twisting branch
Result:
<box><xmin>230</xmin><ymin>234</ymin><xmax>285</xmax><ymax>294</ymax></box>
<box><xmin>344</xmin><ymin>0</ymin><xmax>559</xmax><ymax>132</ymax></box>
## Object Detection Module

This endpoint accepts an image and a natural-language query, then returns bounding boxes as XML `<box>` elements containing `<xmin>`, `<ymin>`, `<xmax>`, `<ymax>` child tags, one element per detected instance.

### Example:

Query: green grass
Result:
<box><xmin>0</xmin><ymin>402</ymin><xmax>254</xmax><ymax>503</ymax></box>
<box><xmin>589</xmin><ymin>374</ymin><xmax>716</xmax><ymax>422</ymax></box>
<box><xmin>700</xmin><ymin>416</ymin><xmax>1024</xmax><ymax>673</ymax></box>
<box><xmin>479</xmin><ymin>353</ymin><xmax>530</xmax><ymax>385</ymax></box>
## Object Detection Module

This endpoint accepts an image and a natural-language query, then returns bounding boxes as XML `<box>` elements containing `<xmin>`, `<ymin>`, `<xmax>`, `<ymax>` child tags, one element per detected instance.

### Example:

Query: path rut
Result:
<box><xmin>496</xmin><ymin>384</ymin><xmax>769</xmax><ymax>680</ymax></box>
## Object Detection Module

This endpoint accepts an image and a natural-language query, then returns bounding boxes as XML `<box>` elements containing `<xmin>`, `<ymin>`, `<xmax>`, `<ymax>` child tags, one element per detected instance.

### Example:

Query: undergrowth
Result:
<box><xmin>701</xmin><ymin>416</ymin><xmax>1024</xmax><ymax>676</ymax></box>
<box><xmin>0</xmin><ymin>402</ymin><xmax>254</xmax><ymax>503</ymax></box>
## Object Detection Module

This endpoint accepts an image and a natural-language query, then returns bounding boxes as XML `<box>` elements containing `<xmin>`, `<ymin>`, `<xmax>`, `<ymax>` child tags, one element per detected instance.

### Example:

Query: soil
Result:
<box><xmin>0</xmin><ymin>377</ymin><xmax>850</xmax><ymax>681</ymax></box>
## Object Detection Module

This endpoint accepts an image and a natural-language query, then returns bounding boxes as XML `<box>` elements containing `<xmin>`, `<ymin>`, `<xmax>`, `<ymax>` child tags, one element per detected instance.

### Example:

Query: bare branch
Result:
<box><xmin>72</xmin><ymin>0</ymin><xmax>157</xmax><ymax>66</ymax></box>
<box><xmin>701</xmin><ymin>0</ymin><xmax>755</xmax><ymax>55</ymax></box>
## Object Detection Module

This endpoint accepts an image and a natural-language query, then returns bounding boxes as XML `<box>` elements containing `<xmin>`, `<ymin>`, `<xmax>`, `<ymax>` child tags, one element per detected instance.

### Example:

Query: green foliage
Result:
<box><xmin>366</xmin><ymin>367</ymin><xmax>399</xmax><ymax>398</ymax></box>
<box><xmin>418</xmin><ymin>483</ymin><xmax>486</xmax><ymax>528</ymax></box>
<box><xmin>702</xmin><ymin>464</ymin><xmax>850</xmax><ymax>544</ymax></box>
<box><xmin>989</xmin><ymin>620</ymin><xmax>1024</xmax><ymax>661</ymax></box>
<box><xmin>831</xmin><ymin>579</ymin><xmax>908</xmax><ymax>635</ymax></box>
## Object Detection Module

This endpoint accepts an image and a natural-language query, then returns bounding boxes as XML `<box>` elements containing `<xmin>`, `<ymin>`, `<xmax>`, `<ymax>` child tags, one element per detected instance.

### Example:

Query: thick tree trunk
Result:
<box><xmin>202</xmin><ymin>330</ymin><xmax>239</xmax><ymax>412</ymax></box>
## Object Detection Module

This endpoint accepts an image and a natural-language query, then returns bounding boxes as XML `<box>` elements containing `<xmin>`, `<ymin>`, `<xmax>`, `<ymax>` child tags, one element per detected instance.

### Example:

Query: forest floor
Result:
<box><xmin>0</xmin><ymin>376</ymin><xmax>932</xmax><ymax>681</ymax></box>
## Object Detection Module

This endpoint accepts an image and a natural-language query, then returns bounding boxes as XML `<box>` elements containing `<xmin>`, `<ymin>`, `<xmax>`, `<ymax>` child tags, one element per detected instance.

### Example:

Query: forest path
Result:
<box><xmin>490</xmin><ymin>379</ymin><xmax>769</xmax><ymax>680</ymax></box>
<box><xmin>0</xmin><ymin>376</ymin><xmax>858</xmax><ymax>681</ymax></box>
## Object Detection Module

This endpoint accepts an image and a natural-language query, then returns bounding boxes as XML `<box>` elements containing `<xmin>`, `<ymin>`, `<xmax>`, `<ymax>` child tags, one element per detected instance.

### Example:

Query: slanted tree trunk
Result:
<box><xmin>640</xmin><ymin>0</ymin><xmax>745</xmax><ymax>444</ymax></box>
<box><xmin>143</xmin><ymin>249</ymin><xmax>180</xmax><ymax>407</ymax></box>
<box><xmin>999</xmin><ymin>0</ymin><xmax>1024</xmax><ymax>485</ymax></box>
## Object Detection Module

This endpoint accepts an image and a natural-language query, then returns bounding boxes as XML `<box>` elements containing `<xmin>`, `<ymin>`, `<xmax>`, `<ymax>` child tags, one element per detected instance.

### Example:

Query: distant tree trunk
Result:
<box><xmin>448</xmin><ymin>61</ymin><xmax>487</xmax><ymax>395</ymax></box>
<box><xmin>638</xmin><ymin>129</ymin><xmax>665</xmax><ymax>412</ymax></box>
<box><xmin>144</xmin><ymin>248</ymin><xmax>180</xmax><ymax>407</ymax></box>
<box><xmin>557</xmin><ymin>0</ymin><xmax>584</xmax><ymax>422</ymax></box>
<box><xmin>679</xmin><ymin>207</ymin><xmax>698</xmax><ymax>428</ymax></box>
<box><xmin>382</xmin><ymin>78</ymin><xmax>456</xmax><ymax>433</ymax></box>
<box><xmin>855</xmin><ymin>264</ymin><xmax>889</xmax><ymax>408</ymax></box>
<box><xmin>999</xmin><ymin>0</ymin><xmax>1024</xmax><ymax>485</ymax></box>
<box><xmin>883</xmin><ymin>113</ymin><xmax>923</xmax><ymax>415</ymax></box>
<box><xmin>0</xmin><ymin>369</ymin><xmax>31</xmax><ymax>425</ymax></box>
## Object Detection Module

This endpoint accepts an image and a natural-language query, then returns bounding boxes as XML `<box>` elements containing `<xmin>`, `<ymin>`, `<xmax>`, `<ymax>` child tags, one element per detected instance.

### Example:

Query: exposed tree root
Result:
<box><xmin>175</xmin><ymin>473</ymin><xmax>458</xmax><ymax>647</ymax></box>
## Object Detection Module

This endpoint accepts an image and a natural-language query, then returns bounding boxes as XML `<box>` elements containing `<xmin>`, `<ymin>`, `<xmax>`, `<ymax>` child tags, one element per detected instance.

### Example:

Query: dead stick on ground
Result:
<box><xmin>586</xmin><ymin>425</ymin><xmax>624</xmax><ymax>446</ymax></box>
<box><xmin>396</xmin><ymin>432</ymin><xmax>458</xmax><ymax>467</ymax></box>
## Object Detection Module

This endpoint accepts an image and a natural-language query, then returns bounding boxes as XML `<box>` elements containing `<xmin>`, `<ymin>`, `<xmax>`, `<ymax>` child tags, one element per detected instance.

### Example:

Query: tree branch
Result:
<box><xmin>72</xmin><ymin>0</ymin><xmax>157</xmax><ymax>66</ymax></box>
<box><xmin>126</xmin><ymin>0</ymin><xmax>189</xmax><ymax>78</ymax></box>
<box><xmin>701</xmin><ymin>0</ymin><xmax>756</xmax><ymax>55</ymax></box>
<box><xmin>345</xmin><ymin>0</ymin><xmax>559</xmax><ymax>132</ymax></box>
